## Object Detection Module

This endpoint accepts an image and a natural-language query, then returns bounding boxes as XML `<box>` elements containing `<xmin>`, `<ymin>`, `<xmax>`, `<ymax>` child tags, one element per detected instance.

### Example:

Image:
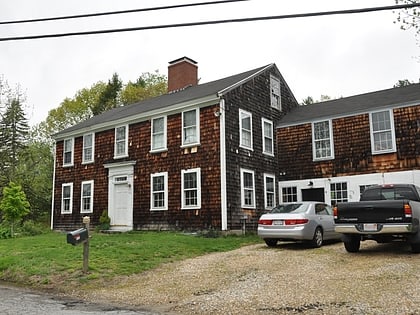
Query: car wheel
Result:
<box><xmin>343</xmin><ymin>235</ymin><xmax>361</xmax><ymax>253</ymax></box>
<box><xmin>264</xmin><ymin>239</ymin><xmax>278</xmax><ymax>247</ymax></box>
<box><xmin>311</xmin><ymin>227</ymin><xmax>323</xmax><ymax>248</ymax></box>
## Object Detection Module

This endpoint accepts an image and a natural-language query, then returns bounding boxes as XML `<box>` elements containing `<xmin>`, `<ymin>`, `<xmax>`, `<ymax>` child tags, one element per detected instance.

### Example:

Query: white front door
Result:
<box><xmin>105</xmin><ymin>162</ymin><xmax>135</xmax><ymax>230</ymax></box>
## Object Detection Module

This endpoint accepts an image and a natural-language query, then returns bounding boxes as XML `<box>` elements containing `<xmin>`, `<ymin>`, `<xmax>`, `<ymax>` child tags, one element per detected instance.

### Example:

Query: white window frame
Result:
<box><xmin>63</xmin><ymin>138</ymin><xmax>74</xmax><ymax>167</ymax></box>
<box><xmin>262</xmin><ymin>118</ymin><xmax>274</xmax><ymax>156</ymax></box>
<box><xmin>181</xmin><ymin>168</ymin><xmax>201</xmax><ymax>209</ymax></box>
<box><xmin>182</xmin><ymin>109</ymin><xmax>200</xmax><ymax>147</ymax></box>
<box><xmin>81</xmin><ymin>180</ymin><xmax>94</xmax><ymax>213</ymax></box>
<box><xmin>369</xmin><ymin>109</ymin><xmax>396</xmax><ymax>154</ymax></box>
<box><xmin>151</xmin><ymin>116</ymin><xmax>167</xmax><ymax>152</ymax></box>
<box><xmin>150</xmin><ymin>172</ymin><xmax>168</xmax><ymax>211</ymax></box>
<box><xmin>330</xmin><ymin>182</ymin><xmax>348</xmax><ymax>205</ymax></box>
<box><xmin>61</xmin><ymin>183</ymin><xmax>73</xmax><ymax>214</ymax></box>
<box><xmin>264</xmin><ymin>173</ymin><xmax>276</xmax><ymax>210</ymax></box>
<box><xmin>82</xmin><ymin>133</ymin><xmax>95</xmax><ymax>164</ymax></box>
<box><xmin>281</xmin><ymin>186</ymin><xmax>298</xmax><ymax>203</ymax></box>
<box><xmin>240</xmin><ymin>168</ymin><xmax>255</xmax><ymax>209</ymax></box>
<box><xmin>114</xmin><ymin>125</ymin><xmax>128</xmax><ymax>158</ymax></box>
<box><xmin>270</xmin><ymin>75</ymin><xmax>281</xmax><ymax>110</ymax></box>
<box><xmin>239</xmin><ymin>109</ymin><xmax>253</xmax><ymax>150</ymax></box>
<box><xmin>312</xmin><ymin>119</ymin><xmax>334</xmax><ymax>161</ymax></box>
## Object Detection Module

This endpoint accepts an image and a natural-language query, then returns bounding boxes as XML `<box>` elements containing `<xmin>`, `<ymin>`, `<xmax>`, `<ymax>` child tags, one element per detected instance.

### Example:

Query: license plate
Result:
<box><xmin>363</xmin><ymin>223</ymin><xmax>377</xmax><ymax>231</ymax></box>
<box><xmin>273</xmin><ymin>220</ymin><xmax>284</xmax><ymax>226</ymax></box>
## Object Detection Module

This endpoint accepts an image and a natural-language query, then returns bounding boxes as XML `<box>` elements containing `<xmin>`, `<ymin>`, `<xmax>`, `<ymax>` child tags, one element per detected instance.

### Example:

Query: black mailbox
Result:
<box><xmin>67</xmin><ymin>228</ymin><xmax>88</xmax><ymax>245</ymax></box>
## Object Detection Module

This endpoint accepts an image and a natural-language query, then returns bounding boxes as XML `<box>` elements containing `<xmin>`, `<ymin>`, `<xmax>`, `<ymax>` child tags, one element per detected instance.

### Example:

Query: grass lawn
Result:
<box><xmin>0</xmin><ymin>231</ymin><xmax>261</xmax><ymax>289</ymax></box>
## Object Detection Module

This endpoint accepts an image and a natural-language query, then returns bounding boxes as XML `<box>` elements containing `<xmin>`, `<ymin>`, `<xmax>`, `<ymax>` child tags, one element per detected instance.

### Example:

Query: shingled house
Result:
<box><xmin>51</xmin><ymin>57</ymin><xmax>298</xmax><ymax>231</ymax></box>
<box><xmin>277</xmin><ymin>83</ymin><xmax>420</xmax><ymax>205</ymax></box>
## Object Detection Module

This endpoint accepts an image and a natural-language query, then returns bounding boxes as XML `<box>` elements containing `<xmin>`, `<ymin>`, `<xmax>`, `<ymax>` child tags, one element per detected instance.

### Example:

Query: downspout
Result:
<box><xmin>219</xmin><ymin>98</ymin><xmax>228</xmax><ymax>230</ymax></box>
<box><xmin>50</xmin><ymin>142</ymin><xmax>57</xmax><ymax>230</ymax></box>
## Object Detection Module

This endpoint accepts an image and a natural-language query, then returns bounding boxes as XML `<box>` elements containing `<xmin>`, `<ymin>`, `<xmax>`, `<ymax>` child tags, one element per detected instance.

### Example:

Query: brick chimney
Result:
<box><xmin>167</xmin><ymin>57</ymin><xmax>198</xmax><ymax>93</ymax></box>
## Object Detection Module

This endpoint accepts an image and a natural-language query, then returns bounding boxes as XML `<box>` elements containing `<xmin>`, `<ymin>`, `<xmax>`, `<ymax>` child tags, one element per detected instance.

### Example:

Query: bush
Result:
<box><xmin>19</xmin><ymin>220</ymin><xmax>49</xmax><ymax>236</ymax></box>
<box><xmin>0</xmin><ymin>225</ymin><xmax>11</xmax><ymax>239</ymax></box>
<box><xmin>97</xmin><ymin>210</ymin><xmax>111</xmax><ymax>231</ymax></box>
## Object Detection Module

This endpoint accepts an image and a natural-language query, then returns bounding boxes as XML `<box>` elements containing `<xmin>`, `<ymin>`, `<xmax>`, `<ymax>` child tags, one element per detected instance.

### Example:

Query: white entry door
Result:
<box><xmin>105</xmin><ymin>162</ymin><xmax>135</xmax><ymax>231</ymax></box>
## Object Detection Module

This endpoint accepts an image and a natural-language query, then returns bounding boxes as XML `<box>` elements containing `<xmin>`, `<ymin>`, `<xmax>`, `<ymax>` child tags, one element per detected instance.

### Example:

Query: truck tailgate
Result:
<box><xmin>335</xmin><ymin>200</ymin><xmax>410</xmax><ymax>223</ymax></box>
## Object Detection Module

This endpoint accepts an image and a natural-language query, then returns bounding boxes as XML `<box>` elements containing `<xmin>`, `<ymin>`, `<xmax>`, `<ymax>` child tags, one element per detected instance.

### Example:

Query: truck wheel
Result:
<box><xmin>411</xmin><ymin>243</ymin><xmax>420</xmax><ymax>253</ymax></box>
<box><xmin>344</xmin><ymin>235</ymin><xmax>360</xmax><ymax>253</ymax></box>
<box><xmin>264</xmin><ymin>239</ymin><xmax>278</xmax><ymax>247</ymax></box>
<box><xmin>311</xmin><ymin>227</ymin><xmax>323</xmax><ymax>248</ymax></box>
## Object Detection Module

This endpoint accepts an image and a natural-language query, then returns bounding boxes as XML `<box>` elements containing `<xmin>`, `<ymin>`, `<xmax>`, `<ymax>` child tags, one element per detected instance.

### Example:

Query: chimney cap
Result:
<box><xmin>169</xmin><ymin>56</ymin><xmax>197</xmax><ymax>65</ymax></box>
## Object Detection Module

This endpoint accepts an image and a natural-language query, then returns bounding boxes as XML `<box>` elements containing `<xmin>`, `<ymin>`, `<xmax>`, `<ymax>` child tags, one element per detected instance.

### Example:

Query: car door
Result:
<box><xmin>315</xmin><ymin>203</ymin><xmax>336</xmax><ymax>239</ymax></box>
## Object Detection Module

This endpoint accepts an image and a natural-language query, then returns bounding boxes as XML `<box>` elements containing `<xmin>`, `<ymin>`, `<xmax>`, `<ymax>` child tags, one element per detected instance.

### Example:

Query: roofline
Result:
<box><xmin>53</xmin><ymin>94</ymin><xmax>220</xmax><ymax>141</ymax></box>
<box><xmin>277</xmin><ymin>98</ymin><xmax>420</xmax><ymax>128</ymax></box>
<box><xmin>217</xmin><ymin>63</ymin><xmax>274</xmax><ymax>97</ymax></box>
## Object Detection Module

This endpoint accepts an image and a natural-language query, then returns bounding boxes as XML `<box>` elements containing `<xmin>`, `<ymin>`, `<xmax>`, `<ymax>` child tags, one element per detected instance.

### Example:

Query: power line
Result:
<box><xmin>0</xmin><ymin>3</ymin><xmax>419</xmax><ymax>42</ymax></box>
<box><xmin>0</xmin><ymin>0</ymin><xmax>249</xmax><ymax>25</ymax></box>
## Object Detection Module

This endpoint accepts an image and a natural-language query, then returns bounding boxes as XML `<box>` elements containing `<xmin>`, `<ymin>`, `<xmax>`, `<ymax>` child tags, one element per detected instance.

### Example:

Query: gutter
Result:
<box><xmin>219</xmin><ymin>98</ymin><xmax>228</xmax><ymax>230</ymax></box>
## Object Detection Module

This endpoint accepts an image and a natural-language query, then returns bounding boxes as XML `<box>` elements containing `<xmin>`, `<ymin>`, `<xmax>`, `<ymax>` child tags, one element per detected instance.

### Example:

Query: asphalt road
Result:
<box><xmin>0</xmin><ymin>283</ymin><xmax>160</xmax><ymax>315</ymax></box>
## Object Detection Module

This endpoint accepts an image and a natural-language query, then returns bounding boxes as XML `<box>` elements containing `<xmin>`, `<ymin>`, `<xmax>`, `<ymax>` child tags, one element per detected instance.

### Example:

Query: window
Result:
<box><xmin>239</xmin><ymin>109</ymin><xmax>253</xmax><ymax>150</ymax></box>
<box><xmin>115</xmin><ymin>125</ymin><xmax>128</xmax><ymax>158</ymax></box>
<box><xmin>330</xmin><ymin>182</ymin><xmax>348</xmax><ymax>205</ymax></box>
<box><xmin>63</xmin><ymin>138</ymin><xmax>74</xmax><ymax>166</ymax></box>
<box><xmin>282</xmin><ymin>186</ymin><xmax>297</xmax><ymax>202</ymax></box>
<box><xmin>262</xmin><ymin>118</ymin><xmax>274</xmax><ymax>155</ymax></box>
<box><xmin>81</xmin><ymin>180</ymin><xmax>94</xmax><ymax>213</ymax></box>
<box><xmin>181</xmin><ymin>168</ymin><xmax>201</xmax><ymax>209</ymax></box>
<box><xmin>359</xmin><ymin>185</ymin><xmax>374</xmax><ymax>198</ymax></box>
<box><xmin>151</xmin><ymin>172</ymin><xmax>168</xmax><ymax>210</ymax></box>
<box><xmin>264</xmin><ymin>174</ymin><xmax>276</xmax><ymax>209</ymax></box>
<box><xmin>370</xmin><ymin>110</ymin><xmax>396</xmax><ymax>154</ymax></box>
<box><xmin>151</xmin><ymin>116</ymin><xmax>167</xmax><ymax>152</ymax></box>
<box><xmin>182</xmin><ymin>109</ymin><xmax>200</xmax><ymax>146</ymax></box>
<box><xmin>270</xmin><ymin>75</ymin><xmax>281</xmax><ymax>110</ymax></box>
<box><xmin>61</xmin><ymin>183</ymin><xmax>73</xmax><ymax>214</ymax></box>
<box><xmin>312</xmin><ymin>120</ymin><xmax>334</xmax><ymax>160</ymax></box>
<box><xmin>241</xmin><ymin>169</ymin><xmax>255</xmax><ymax>208</ymax></box>
<box><xmin>82</xmin><ymin>133</ymin><xmax>94</xmax><ymax>164</ymax></box>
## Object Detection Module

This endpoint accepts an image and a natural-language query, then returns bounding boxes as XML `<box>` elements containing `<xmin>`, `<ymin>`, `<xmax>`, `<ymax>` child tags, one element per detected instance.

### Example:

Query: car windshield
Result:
<box><xmin>270</xmin><ymin>203</ymin><xmax>308</xmax><ymax>214</ymax></box>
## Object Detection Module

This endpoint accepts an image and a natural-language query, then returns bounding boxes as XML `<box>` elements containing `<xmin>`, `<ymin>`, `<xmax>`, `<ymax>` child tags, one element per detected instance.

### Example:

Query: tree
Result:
<box><xmin>395</xmin><ymin>0</ymin><xmax>420</xmax><ymax>45</ymax></box>
<box><xmin>301</xmin><ymin>95</ymin><xmax>333</xmax><ymax>105</ymax></box>
<box><xmin>120</xmin><ymin>71</ymin><xmax>167</xmax><ymax>105</ymax></box>
<box><xmin>0</xmin><ymin>182</ymin><xmax>30</xmax><ymax>236</ymax></box>
<box><xmin>0</xmin><ymin>87</ymin><xmax>29</xmax><ymax>183</ymax></box>
<box><xmin>91</xmin><ymin>73</ymin><xmax>122</xmax><ymax>116</ymax></box>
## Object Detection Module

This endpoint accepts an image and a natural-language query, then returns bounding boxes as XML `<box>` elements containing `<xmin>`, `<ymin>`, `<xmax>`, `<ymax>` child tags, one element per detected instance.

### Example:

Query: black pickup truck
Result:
<box><xmin>333</xmin><ymin>184</ymin><xmax>420</xmax><ymax>253</ymax></box>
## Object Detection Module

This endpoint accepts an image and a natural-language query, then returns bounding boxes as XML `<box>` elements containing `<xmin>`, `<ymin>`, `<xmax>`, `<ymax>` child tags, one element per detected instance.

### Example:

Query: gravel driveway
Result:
<box><xmin>66</xmin><ymin>240</ymin><xmax>420</xmax><ymax>315</ymax></box>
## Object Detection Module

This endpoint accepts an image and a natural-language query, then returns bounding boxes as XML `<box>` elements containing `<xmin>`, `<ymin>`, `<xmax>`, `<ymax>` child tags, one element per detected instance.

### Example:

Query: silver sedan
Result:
<box><xmin>258</xmin><ymin>202</ymin><xmax>341</xmax><ymax>247</ymax></box>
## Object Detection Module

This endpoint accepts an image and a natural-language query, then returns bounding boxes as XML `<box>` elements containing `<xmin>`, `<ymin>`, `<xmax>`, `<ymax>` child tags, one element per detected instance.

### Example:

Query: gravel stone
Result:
<box><xmin>66</xmin><ymin>241</ymin><xmax>420</xmax><ymax>314</ymax></box>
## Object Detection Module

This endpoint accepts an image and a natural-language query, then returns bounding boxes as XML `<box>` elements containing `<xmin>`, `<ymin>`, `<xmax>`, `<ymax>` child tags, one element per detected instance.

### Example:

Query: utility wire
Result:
<box><xmin>0</xmin><ymin>3</ymin><xmax>419</xmax><ymax>42</ymax></box>
<box><xmin>0</xmin><ymin>0</ymin><xmax>249</xmax><ymax>25</ymax></box>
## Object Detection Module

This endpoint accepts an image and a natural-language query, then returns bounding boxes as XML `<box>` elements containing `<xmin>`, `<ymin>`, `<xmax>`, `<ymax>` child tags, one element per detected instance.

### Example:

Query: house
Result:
<box><xmin>276</xmin><ymin>83</ymin><xmax>420</xmax><ymax>205</ymax></box>
<box><xmin>51</xmin><ymin>57</ymin><xmax>299</xmax><ymax>231</ymax></box>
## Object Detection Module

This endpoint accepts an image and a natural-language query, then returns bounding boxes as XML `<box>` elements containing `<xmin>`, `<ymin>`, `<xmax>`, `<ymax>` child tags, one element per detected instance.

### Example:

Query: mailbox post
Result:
<box><xmin>66</xmin><ymin>216</ymin><xmax>90</xmax><ymax>273</ymax></box>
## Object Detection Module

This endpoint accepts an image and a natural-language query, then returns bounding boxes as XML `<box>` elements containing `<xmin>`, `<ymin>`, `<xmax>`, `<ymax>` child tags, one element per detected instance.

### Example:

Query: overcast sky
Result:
<box><xmin>0</xmin><ymin>0</ymin><xmax>419</xmax><ymax>126</ymax></box>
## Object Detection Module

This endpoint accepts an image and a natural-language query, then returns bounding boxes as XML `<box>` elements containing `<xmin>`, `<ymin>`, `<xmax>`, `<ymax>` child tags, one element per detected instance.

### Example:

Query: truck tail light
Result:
<box><xmin>333</xmin><ymin>206</ymin><xmax>338</xmax><ymax>219</ymax></box>
<box><xmin>284</xmin><ymin>219</ymin><xmax>308</xmax><ymax>225</ymax></box>
<box><xmin>404</xmin><ymin>203</ymin><xmax>412</xmax><ymax>218</ymax></box>
<box><xmin>258</xmin><ymin>219</ymin><xmax>273</xmax><ymax>225</ymax></box>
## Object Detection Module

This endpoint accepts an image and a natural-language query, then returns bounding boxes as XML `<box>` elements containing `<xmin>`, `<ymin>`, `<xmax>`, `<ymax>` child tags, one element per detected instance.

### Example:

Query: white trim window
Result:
<box><xmin>81</xmin><ymin>180</ymin><xmax>94</xmax><ymax>213</ymax></box>
<box><xmin>82</xmin><ymin>133</ymin><xmax>95</xmax><ymax>164</ymax></box>
<box><xmin>61</xmin><ymin>183</ymin><xmax>73</xmax><ymax>214</ymax></box>
<box><xmin>312</xmin><ymin>120</ymin><xmax>334</xmax><ymax>160</ymax></box>
<box><xmin>150</xmin><ymin>172</ymin><xmax>168</xmax><ymax>211</ymax></box>
<box><xmin>182</xmin><ymin>109</ymin><xmax>200</xmax><ymax>146</ymax></box>
<box><xmin>370</xmin><ymin>110</ymin><xmax>396</xmax><ymax>154</ymax></box>
<box><xmin>151</xmin><ymin>116</ymin><xmax>167</xmax><ymax>152</ymax></box>
<box><xmin>281</xmin><ymin>186</ymin><xmax>297</xmax><ymax>203</ymax></box>
<box><xmin>270</xmin><ymin>75</ymin><xmax>281</xmax><ymax>110</ymax></box>
<box><xmin>241</xmin><ymin>169</ymin><xmax>255</xmax><ymax>208</ymax></box>
<box><xmin>239</xmin><ymin>109</ymin><xmax>253</xmax><ymax>150</ymax></box>
<box><xmin>114</xmin><ymin>125</ymin><xmax>128</xmax><ymax>158</ymax></box>
<box><xmin>330</xmin><ymin>182</ymin><xmax>348</xmax><ymax>205</ymax></box>
<box><xmin>181</xmin><ymin>168</ymin><xmax>201</xmax><ymax>209</ymax></box>
<box><xmin>262</xmin><ymin>118</ymin><xmax>274</xmax><ymax>156</ymax></box>
<box><xmin>264</xmin><ymin>173</ymin><xmax>276</xmax><ymax>209</ymax></box>
<box><xmin>63</xmin><ymin>138</ymin><xmax>74</xmax><ymax>166</ymax></box>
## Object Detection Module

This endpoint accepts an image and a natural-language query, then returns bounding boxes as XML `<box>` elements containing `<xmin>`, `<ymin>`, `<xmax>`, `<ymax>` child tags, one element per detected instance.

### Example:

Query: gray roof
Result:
<box><xmin>54</xmin><ymin>64</ymin><xmax>273</xmax><ymax>139</ymax></box>
<box><xmin>278</xmin><ymin>83</ymin><xmax>420</xmax><ymax>127</ymax></box>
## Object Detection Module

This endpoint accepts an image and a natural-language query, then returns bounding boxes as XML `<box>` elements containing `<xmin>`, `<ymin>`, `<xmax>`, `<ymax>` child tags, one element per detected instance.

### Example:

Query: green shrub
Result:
<box><xmin>19</xmin><ymin>220</ymin><xmax>48</xmax><ymax>236</ymax></box>
<box><xmin>97</xmin><ymin>210</ymin><xmax>111</xmax><ymax>231</ymax></box>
